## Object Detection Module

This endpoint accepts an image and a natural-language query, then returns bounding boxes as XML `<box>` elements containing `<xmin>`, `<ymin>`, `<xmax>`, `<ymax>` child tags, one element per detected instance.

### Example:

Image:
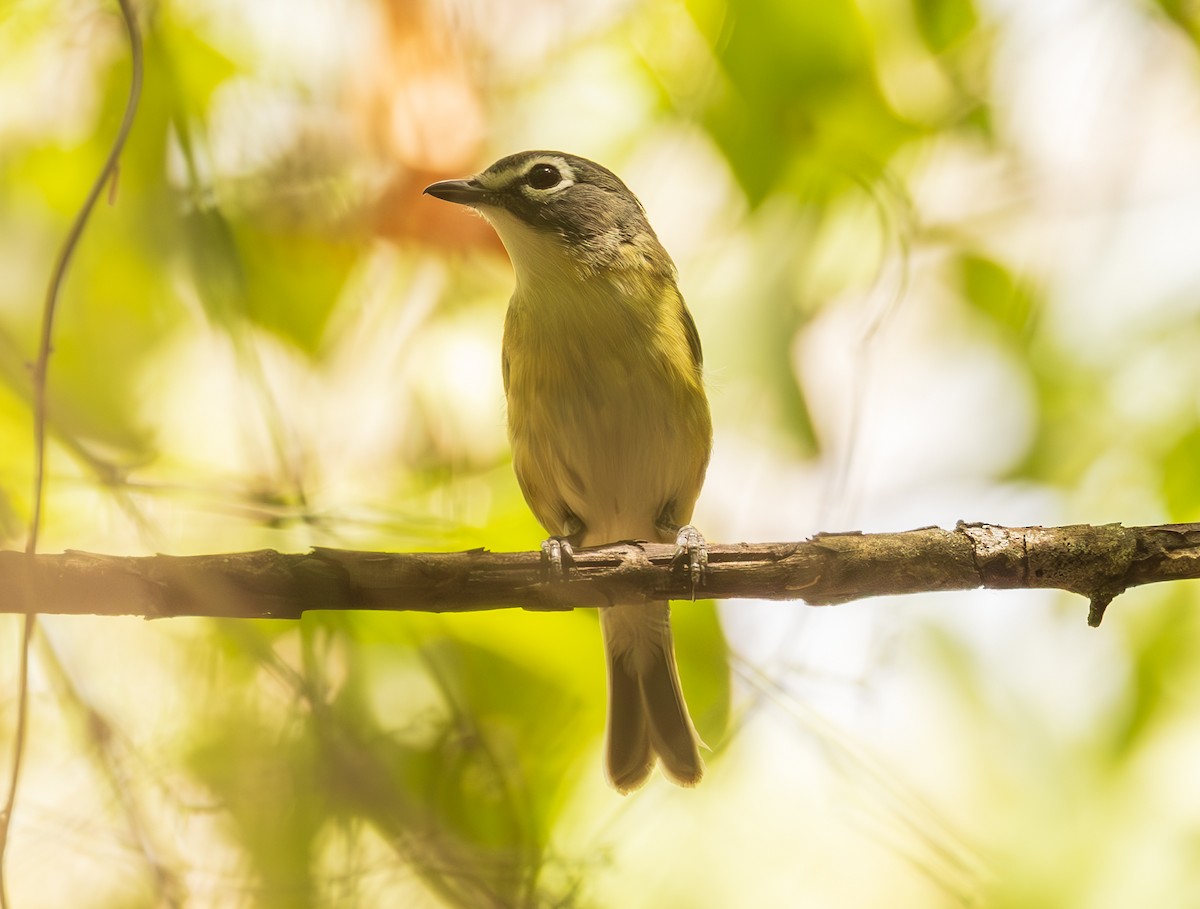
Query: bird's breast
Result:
<box><xmin>502</xmin><ymin>273</ymin><xmax>710</xmax><ymax>545</ymax></box>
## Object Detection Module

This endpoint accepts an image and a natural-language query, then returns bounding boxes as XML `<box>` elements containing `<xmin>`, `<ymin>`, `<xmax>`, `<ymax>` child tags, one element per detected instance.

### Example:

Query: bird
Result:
<box><xmin>424</xmin><ymin>151</ymin><xmax>712</xmax><ymax>793</ymax></box>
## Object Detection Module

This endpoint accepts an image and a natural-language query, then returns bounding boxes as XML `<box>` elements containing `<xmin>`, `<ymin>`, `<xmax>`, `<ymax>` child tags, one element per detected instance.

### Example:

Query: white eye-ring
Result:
<box><xmin>517</xmin><ymin>157</ymin><xmax>576</xmax><ymax>196</ymax></box>
<box><xmin>476</xmin><ymin>156</ymin><xmax>576</xmax><ymax>194</ymax></box>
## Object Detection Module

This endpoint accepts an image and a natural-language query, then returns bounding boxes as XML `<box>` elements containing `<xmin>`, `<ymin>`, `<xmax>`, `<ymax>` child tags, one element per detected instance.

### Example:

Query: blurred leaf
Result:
<box><xmin>1163</xmin><ymin>424</ymin><xmax>1200</xmax><ymax>522</ymax></box>
<box><xmin>1109</xmin><ymin>590</ymin><xmax>1200</xmax><ymax>758</ymax></box>
<box><xmin>1152</xmin><ymin>0</ymin><xmax>1200</xmax><ymax>48</ymax></box>
<box><xmin>1009</xmin><ymin>367</ymin><xmax>1098</xmax><ymax>486</ymax></box>
<box><xmin>334</xmin><ymin>620</ymin><xmax>586</xmax><ymax>907</ymax></box>
<box><xmin>0</xmin><ymin>24</ymin><xmax>188</xmax><ymax>463</ymax></box>
<box><xmin>158</xmin><ymin>12</ymin><xmax>241</xmax><ymax>114</ymax></box>
<box><xmin>183</xmin><ymin>205</ymin><xmax>247</xmax><ymax>330</ymax></box>
<box><xmin>912</xmin><ymin>0</ymin><xmax>978</xmax><ymax>54</ymax></box>
<box><xmin>673</xmin><ymin>599</ymin><xmax>731</xmax><ymax>746</ymax></box>
<box><xmin>189</xmin><ymin>708</ymin><xmax>323</xmax><ymax>908</ymax></box>
<box><xmin>686</xmin><ymin>0</ymin><xmax>915</xmax><ymax>204</ymax></box>
<box><xmin>762</xmin><ymin>282</ymin><xmax>818</xmax><ymax>453</ymax></box>
<box><xmin>236</xmin><ymin>226</ymin><xmax>357</xmax><ymax>355</ymax></box>
<box><xmin>959</xmin><ymin>252</ymin><xmax>1039</xmax><ymax>342</ymax></box>
<box><xmin>193</xmin><ymin>616</ymin><xmax>589</xmax><ymax>908</ymax></box>
<box><xmin>918</xmin><ymin>621</ymin><xmax>988</xmax><ymax>714</ymax></box>
<box><xmin>910</xmin><ymin>0</ymin><xmax>992</xmax><ymax>137</ymax></box>
<box><xmin>183</xmin><ymin>207</ymin><xmax>356</xmax><ymax>353</ymax></box>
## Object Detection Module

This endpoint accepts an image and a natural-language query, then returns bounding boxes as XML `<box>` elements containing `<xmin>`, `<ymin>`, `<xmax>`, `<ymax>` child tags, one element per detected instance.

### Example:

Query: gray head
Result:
<box><xmin>424</xmin><ymin>151</ymin><xmax>674</xmax><ymax>280</ymax></box>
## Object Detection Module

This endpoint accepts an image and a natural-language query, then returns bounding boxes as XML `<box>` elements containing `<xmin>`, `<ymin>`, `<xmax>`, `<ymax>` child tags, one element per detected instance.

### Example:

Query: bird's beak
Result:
<box><xmin>423</xmin><ymin>178</ymin><xmax>488</xmax><ymax>205</ymax></box>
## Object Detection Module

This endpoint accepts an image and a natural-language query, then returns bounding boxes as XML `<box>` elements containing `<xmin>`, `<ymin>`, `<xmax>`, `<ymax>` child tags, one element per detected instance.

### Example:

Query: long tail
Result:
<box><xmin>599</xmin><ymin>600</ymin><xmax>703</xmax><ymax>793</ymax></box>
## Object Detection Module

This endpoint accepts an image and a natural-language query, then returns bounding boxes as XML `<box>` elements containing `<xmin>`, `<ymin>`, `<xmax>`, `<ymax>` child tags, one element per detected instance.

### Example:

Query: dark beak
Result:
<box><xmin>423</xmin><ymin>178</ymin><xmax>488</xmax><ymax>205</ymax></box>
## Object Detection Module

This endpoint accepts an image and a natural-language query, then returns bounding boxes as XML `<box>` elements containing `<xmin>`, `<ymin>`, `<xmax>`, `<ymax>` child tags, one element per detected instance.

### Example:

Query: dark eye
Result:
<box><xmin>526</xmin><ymin>163</ymin><xmax>561</xmax><ymax>190</ymax></box>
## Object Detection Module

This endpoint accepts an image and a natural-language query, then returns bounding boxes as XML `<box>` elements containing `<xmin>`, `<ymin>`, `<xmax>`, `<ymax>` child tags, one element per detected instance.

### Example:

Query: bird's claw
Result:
<box><xmin>672</xmin><ymin>524</ymin><xmax>708</xmax><ymax>596</ymax></box>
<box><xmin>541</xmin><ymin>536</ymin><xmax>575</xmax><ymax>579</ymax></box>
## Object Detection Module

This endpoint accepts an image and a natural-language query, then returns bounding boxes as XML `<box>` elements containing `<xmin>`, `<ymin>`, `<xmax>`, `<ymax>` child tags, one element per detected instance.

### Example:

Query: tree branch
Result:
<box><xmin>2</xmin><ymin>522</ymin><xmax>1199</xmax><ymax>626</ymax></box>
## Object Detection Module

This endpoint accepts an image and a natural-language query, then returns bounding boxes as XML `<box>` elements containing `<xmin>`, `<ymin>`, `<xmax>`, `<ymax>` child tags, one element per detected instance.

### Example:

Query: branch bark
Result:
<box><xmin>2</xmin><ymin>522</ymin><xmax>1199</xmax><ymax>626</ymax></box>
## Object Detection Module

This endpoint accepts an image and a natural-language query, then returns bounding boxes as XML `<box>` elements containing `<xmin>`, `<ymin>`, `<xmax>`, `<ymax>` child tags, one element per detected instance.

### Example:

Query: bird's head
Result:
<box><xmin>424</xmin><ymin>151</ymin><xmax>674</xmax><ymax>285</ymax></box>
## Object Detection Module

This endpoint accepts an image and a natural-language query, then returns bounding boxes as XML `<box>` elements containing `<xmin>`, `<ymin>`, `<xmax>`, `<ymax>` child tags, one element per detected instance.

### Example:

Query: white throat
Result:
<box><xmin>480</xmin><ymin>207</ymin><xmax>584</xmax><ymax>293</ymax></box>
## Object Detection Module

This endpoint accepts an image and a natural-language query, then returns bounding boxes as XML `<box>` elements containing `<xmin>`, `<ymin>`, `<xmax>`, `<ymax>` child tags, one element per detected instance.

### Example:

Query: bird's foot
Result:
<box><xmin>541</xmin><ymin>536</ymin><xmax>575</xmax><ymax>579</ymax></box>
<box><xmin>671</xmin><ymin>524</ymin><xmax>708</xmax><ymax>596</ymax></box>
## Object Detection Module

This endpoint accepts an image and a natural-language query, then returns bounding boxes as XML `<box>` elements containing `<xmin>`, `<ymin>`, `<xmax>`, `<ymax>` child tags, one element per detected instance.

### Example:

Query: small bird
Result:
<box><xmin>425</xmin><ymin>151</ymin><xmax>711</xmax><ymax>792</ymax></box>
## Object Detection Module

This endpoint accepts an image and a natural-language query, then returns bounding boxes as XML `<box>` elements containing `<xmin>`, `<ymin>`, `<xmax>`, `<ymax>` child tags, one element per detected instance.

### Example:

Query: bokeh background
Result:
<box><xmin>4</xmin><ymin>0</ymin><xmax>1200</xmax><ymax>905</ymax></box>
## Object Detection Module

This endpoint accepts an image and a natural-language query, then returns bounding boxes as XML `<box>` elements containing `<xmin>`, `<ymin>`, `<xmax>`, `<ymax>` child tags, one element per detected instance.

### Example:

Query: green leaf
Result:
<box><xmin>673</xmin><ymin>599</ymin><xmax>731</xmax><ymax>747</ymax></box>
<box><xmin>686</xmin><ymin>0</ymin><xmax>915</xmax><ymax>205</ymax></box>
<box><xmin>1163</xmin><ymin>424</ymin><xmax>1200</xmax><ymax>522</ymax></box>
<box><xmin>1151</xmin><ymin>0</ymin><xmax>1200</xmax><ymax>48</ymax></box>
<box><xmin>959</xmin><ymin>253</ymin><xmax>1039</xmax><ymax>341</ymax></box>
<box><xmin>182</xmin><ymin>208</ymin><xmax>356</xmax><ymax>355</ymax></box>
<box><xmin>912</xmin><ymin>0</ymin><xmax>979</xmax><ymax>54</ymax></box>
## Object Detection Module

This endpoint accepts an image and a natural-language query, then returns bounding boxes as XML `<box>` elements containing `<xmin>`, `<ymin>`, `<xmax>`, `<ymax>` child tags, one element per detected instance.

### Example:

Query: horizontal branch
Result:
<box><xmin>2</xmin><ymin>522</ymin><xmax>1199</xmax><ymax>625</ymax></box>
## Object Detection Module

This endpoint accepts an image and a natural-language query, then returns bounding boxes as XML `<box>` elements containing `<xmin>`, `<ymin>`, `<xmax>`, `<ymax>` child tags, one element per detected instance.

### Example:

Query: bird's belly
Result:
<box><xmin>508</xmin><ymin>356</ymin><xmax>705</xmax><ymax>546</ymax></box>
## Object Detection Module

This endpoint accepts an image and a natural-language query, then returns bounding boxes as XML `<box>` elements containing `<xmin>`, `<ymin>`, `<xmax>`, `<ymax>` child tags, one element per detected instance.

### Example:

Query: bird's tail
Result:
<box><xmin>600</xmin><ymin>600</ymin><xmax>703</xmax><ymax>793</ymax></box>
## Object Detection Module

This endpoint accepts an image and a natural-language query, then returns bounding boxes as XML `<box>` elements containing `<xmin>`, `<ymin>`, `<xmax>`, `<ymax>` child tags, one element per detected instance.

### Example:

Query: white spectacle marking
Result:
<box><xmin>476</xmin><ymin>155</ymin><xmax>576</xmax><ymax>195</ymax></box>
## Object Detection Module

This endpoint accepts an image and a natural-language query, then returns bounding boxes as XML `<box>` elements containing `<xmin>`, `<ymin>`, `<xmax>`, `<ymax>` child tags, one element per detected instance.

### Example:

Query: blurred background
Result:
<box><xmin>3</xmin><ymin>0</ymin><xmax>1200</xmax><ymax>905</ymax></box>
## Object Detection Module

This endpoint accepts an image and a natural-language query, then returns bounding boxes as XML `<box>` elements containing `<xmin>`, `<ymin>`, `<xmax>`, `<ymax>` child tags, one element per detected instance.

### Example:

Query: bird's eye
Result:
<box><xmin>526</xmin><ymin>163</ymin><xmax>561</xmax><ymax>190</ymax></box>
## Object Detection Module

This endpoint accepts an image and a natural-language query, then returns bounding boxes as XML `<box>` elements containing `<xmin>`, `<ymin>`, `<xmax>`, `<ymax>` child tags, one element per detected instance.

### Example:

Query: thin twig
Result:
<box><xmin>0</xmin><ymin>2</ymin><xmax>143</xmax><ymax>905</ymax></box>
